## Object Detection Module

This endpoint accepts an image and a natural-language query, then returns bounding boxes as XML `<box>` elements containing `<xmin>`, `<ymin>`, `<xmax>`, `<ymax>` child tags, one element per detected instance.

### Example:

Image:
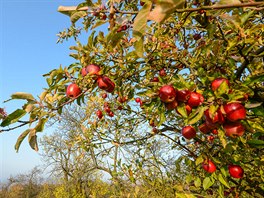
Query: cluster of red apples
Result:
<box><xmin>96</xmin><ymin>93</ymin><xmax>127</xmax><ymax>119</ymax></box>
<box><xmin>158</xmin><ymin>84</ymin><xmax>204</xmax><ymax>116</ymax></box>
<box><xmin>66</xmin><ymin>64</ymin><xmax>115</xmax><ymax>98</ymax></box>
<box><xmin>166</xmin><ymin>78</ymin><xmax>245</xmax><ymax>178</ymax></box>
<box><xmin>202</xmin><ymin>159</ymin><xmax>244</xmax><ymax>179</ymax></box>
<box><xmin>157</xmin><ymin>78</ymin><xmax>246</xmax><ymax>140</ymax></box>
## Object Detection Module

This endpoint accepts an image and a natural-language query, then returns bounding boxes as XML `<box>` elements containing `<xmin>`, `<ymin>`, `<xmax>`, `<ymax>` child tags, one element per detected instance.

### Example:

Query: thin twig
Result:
<box><xmin>236</xmin><ymin>46</ymin><xmax>264</xmax><ymax>79</ymax></box>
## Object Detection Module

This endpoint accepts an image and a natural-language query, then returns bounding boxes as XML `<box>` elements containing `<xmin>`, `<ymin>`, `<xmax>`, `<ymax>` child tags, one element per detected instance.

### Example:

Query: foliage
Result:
<box><xmin>1</xmin><ymin>0</ymin><xmax>264</xmax><ymax>197</ymax></box>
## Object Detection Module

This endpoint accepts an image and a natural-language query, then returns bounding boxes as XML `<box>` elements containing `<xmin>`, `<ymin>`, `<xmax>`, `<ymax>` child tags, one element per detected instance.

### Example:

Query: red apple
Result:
<box><xmin>118</xmin><ymin>96</ymin><xmax>128</xmax><ymax>103</ymax></box>
<box><xmin>205</xmin><ymin>119</ymin><xmax>217</xmax><ymax>130</ymax></box>
<box><xmin>96</xmin><ymin>110</ymin><xmax>103</xmax><ymax>119</ymax></box>
<box><xmin>140</xmin><ymin>1</ymin><xmax>145</xmax><ymax>6</ymax></box>
<box><xmin>224</xmin><ymin>102</ymin><xmax>246</xmax><ymax>122</ymax></box>
<box><xmin>86</xmin><ymin>64</ymin><xmax>100</xmax><ymax>74</ymax></box>
<box><xmin>135</xmin><ymin>97</ymin><xmax>141</xmax><ymax>103</ymax></box>
<box><xmin>82</xmin><ymin>64</ymin><xmax>101</xmax><ymax>78</ymax></box>
<box><xmin>185</xmin><ymin>105</ymin><xmax>192</xmax><ymax>115</ymax></box>
<box><xmin>198</xmin><ymin>123</ymin><xmax>211</xmax><ymax>134</ymax></box>
<box><xmin>159</xmin><ymin>68</ymin><xmax>166</xmax><ymax>77</ymax></box>
<box><xmin>204</xmin><ymin>109</ymin><xmax>225</xmax><ymax>125</ymax></box>
<box><xmin>193</xmin><ymin>33</ymin><xmax>201</xmax><ymax>40</ymax></box>
<box><xmin>117</xmin><ymin>106</ymin><xmax>123</xmax><ymax>110</ymax></box>
<box><xmin>202</xmin><ymin>159</ymin><xmax>216</xmax><ymax>173</ymax></box>
<box><xmin>159</xmin><ymin>85</ymin><xmax>177</xmax><ymax>103</ymax></box>
<box><xmin>108</xmin><ymin>111</ymin><xmax>114</xmax><ymax>117</ymax></box>
<box><xmin>181</xmin><ymin>126</ymin><xmax>196</xmax><ymax>139</ymax></box>
<box><xmin>207</xmin><ymin>135</ymin><xmax>214</xmax><ymax>143</ymax></box>
<box><xmin>223</xmin><ymin>122</ymin><xmax>245</xmax><ymax>138</ymax></box>
<box><xmin>102</xmin><ymin>93</ymin><xmax>107</xmax><ymax>99</ymax></box>
<box><xmin>151</xmin><ymin>77</ymin><xmax>159</xmax><ymax>82</ymax></box>
<box><xmin>97</xmin><ymin>76</ymin><xmax>115</xmax><ymax>93</ymax></box>
<box><xmin>104</xmin><ymin>106</ymin><xmax>111</xmax><ymax>113</ymax></box>
<box><xmin>66</xmin><ymin>83</ymin><xmax>81</xmax><ymax>98</ymax></box>
<box><xmin>211</xmin><ymin>78</ymin><xmax>230</xmax><ymax>91</ymax></box>
<box><xmin>187</xmin><ymin>92</ymin><xmax>204</xmax><ymax>107</ymax></box>
<box><xmin>176</xmin><ymin>89</ymin><xmax>191</xmax><ymax>102</ymax></box>
<box><xmin>81</xmin><ymin>67</ymin><xmax>88</xmax><ymax>77</ymax></box>
<box><xmin>228</xmin><ymin>165</ymin><xmax>244</xmax><ymax>179</ymax></box>
<box><xmin>165</xmin><ymin>100</ymin><xmax>178</xmax><ymax>110</ymax></box>
<box><xmin>212</xmin><ymin>129</ymin><xmax>218</xmax><ymax>134</ymax></box>
<box><xmin>117</xmin><ymin>25</ymin><xmax>128</xmax><ymax>32</ymax></box>
<box><xmin>101</xmin><ymin>14</ymin><xmax>107</xmax><ymax>20</ymax></box>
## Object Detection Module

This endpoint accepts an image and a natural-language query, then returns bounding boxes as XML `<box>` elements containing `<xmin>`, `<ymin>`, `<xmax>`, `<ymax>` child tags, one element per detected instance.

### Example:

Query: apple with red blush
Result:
<box><xmin>66</xmin><ymin>83</ymin><xmax>82</xmax><ymax>98</ymax></box>
<box><xmin>211</xmin><ymin>77</ymin><xmax>230</xmax><ymax>91</ymax></box>
<box><xmin>223</xmin><ymin>122</ymin><xmax>245</xmax><ymax>138</ymax></box>
<box><xmin>159</xmin><ymin>85</ymin><xmax>177</xmax><ymax>103</ymax></box>
<box><xmin>181</xmin><ymin>125</ymin><xmax>196</xmax><ymax>139</ymax></box>
<box><xmin>187</xmin><ymin>92</ymin><xmax>204</xmax><ymax>107</ymax></box>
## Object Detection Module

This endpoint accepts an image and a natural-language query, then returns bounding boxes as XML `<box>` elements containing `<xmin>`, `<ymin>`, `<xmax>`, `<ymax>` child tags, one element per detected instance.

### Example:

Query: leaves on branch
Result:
<box><xmin>1</xmin><ymin>109</ymin><xmax>26</xmax><ymax>127</ymax></box>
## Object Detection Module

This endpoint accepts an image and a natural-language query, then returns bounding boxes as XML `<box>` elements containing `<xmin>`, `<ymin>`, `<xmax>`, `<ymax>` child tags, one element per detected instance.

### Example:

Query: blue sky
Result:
<box><xmin>0</xmin><ymin>0</ymin><xmax>85</xmax><ymax>182</ymax></box>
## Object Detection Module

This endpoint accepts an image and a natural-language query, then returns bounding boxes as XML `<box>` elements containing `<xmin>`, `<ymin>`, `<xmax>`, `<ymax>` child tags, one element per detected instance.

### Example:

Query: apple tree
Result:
<box><xmin>1</xmin><ymin>0</ymin><xmax>264</xmax><ymax>197</ymax></box>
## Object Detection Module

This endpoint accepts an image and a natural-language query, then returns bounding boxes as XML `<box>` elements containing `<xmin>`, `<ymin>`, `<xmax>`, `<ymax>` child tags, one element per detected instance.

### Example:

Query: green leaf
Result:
<box><xmin>244</xmin><ymin>74</ymin><xmax>264</xmax><ymax>86</ymax></box>
<box><xmin>215</xmin><ymin>81</ymin><xmax>229</xmax><ymax>97</ymax></box>
<box><xmin>134</xmin><ymin>39</ymin><xmax>144</xmax><ymax>58</ymax></box>
<box><xmin>70</xmin><ymin>11</ymin><xmax>87</xmax><ymax>24</ymax></box>
<box><xmin>35</xmin><ymin>118</ymin><xmax>48</xmax><ymax>132</ymax></box>
<box><xmin>188</xmin><ymin>106</ymin><xmax>205</xmax><ymax>125</ymax></box>
<box><xmin>220</xmin><ymin>167</ymin><xmax>228</xmax><ymax>178</ymax></box>
<box><xmin>218</xmin><ymin>128</ymin><xmax>227</xmax><ymax>148</ymax></box>
<box><xmin>245</xmin><ymin>102</ymin><xmax>262</xmax><ymax>109</ymax></box>
<box><xmin>177</xmin><ymin>103</ymin><xmax>187</xmax><ymax>118</ymax></box>
<box><xmin>110</xmin><ymin>32</ymin><xmax>125</xmax><ymax>48</ymax></box>
<box><xmin>218</xmin><ymin>173</ymin><xmax>230</xmax><ymax>188</ymax></box>
<box><xmin>76</xmin><ymin>1</ymin><xmax>93</xmax><ymax>10</ymax></box>
<box><xmin>11</xmin><ymin>92</ymin><xmax>35</xmax><ymax>101</ymax></box>
<box><xmin>91</xmin><ymin>20</ymin><xmax>107</xmax><ymax>30</ymax></box>
<box><xmin>203</xmin><ymin>177</ymin><xmax>214</xmax><ymax>190</ymax></box>
<box><xmin>185</xmin><ymin>174</ymin><xmax>193</xmax><ymax>184</ymax></box>
<box><xmin>251</xmin><ymin>106</ymin><xmax>264</xmax><ymax>117</ymax></box>
<box><xmin>28</xmin><ymin>129</ymin><xmax>38</xmax><ymax>152</ymax></box>
<box><xmin>158</xmin><ymin>111</ymin><xmax>166</xmax><ymax>126</ymax></box>
<box><xmin>247</xmin><ymin>139</ymin><xmax>264</xmax><ymax>148</ymax></box>
<box><xmin>15</xmin><ymin>129</ymin><xmax>32</xmax><ymax>152</ymax></box>
<box><xmin>1</xmin><ymin>109</ymin><xmax>26</xmax><ymax>127</ymax></box>
<box><xmin>207</xmin><ymin>24</ymin><xmax>217</xmax><ymax>39</ymax></box>
<box><xmin>133</xmin><ymin>2</ymin><xmax>152</xmax><ymax>41</ymax></box>
<box><xmin>247</xmin><ymin>120</ymin><xmax>264</xmax><ymax>133</ymax></box>
<box><xmin>195</xmin><ymin>155</ymin><xmax>204</xmax><ymax>166</ymax></box>
<box><xmin>194</xmin><ymin>177</ymin><xmax>201</xmax><ymax>187</ymax></box>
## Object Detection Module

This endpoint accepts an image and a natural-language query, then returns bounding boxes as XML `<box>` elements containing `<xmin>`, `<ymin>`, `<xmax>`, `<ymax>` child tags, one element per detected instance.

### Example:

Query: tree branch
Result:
<box><xmin>236</xmin><ymin>46</ymin><xmax>264</xmax><ymax>79</ymax></box>
<box><xmin>58</xmin><ymin>2</ymin><xmax>264</xmax><ymax>15</ymax></box>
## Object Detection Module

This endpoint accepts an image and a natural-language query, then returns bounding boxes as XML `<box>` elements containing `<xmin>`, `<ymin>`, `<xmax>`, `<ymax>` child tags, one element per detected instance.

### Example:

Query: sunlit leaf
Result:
<box><xmin>10</xmin><ymin>92</ymin><xmax>36</xmax><ymax>102</ymax></box>
<box><xmin>218</xmin><ymin>173</ymin><xmax>230</xmax><ymax>188</ymax></box>
<box><xmin>35</xmin><ymin>118</ymin><xmax>48</xmax><ymax>132</ymax></box>
<box><xmin>15</xmin><ymin>129</ymin><xmax>32</xmax><ymax>152</ymax></box>
<box><xmin>1</xmin><ymin>109</ymin><xmax>26</xmax><ymax>127</ymax></box>
<box><xmin>70</xmin><ymin>11</ymin><xmax>87</xmax><ymax>24</ymax></box>
<box><xmin>203</xmin><ymin>177</ymin><xmax>214</xmax><ymax>190</ymax></box>
<box><xmin>28</xmin><ymin>129</ymin><xmax>39</xmax><ymax>152</ymax></box>
<box><xmin>248</xmin><ymin>139</ymin><xmax>264</xmax><ymax>148</ymax></box>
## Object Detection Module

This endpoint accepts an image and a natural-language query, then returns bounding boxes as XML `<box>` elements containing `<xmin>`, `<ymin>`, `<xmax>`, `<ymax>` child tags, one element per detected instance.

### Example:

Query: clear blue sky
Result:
<box><xmin>0</xmin><ymin>0</ymin><xmax>85</xmax><ymax>182</ymax></box>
